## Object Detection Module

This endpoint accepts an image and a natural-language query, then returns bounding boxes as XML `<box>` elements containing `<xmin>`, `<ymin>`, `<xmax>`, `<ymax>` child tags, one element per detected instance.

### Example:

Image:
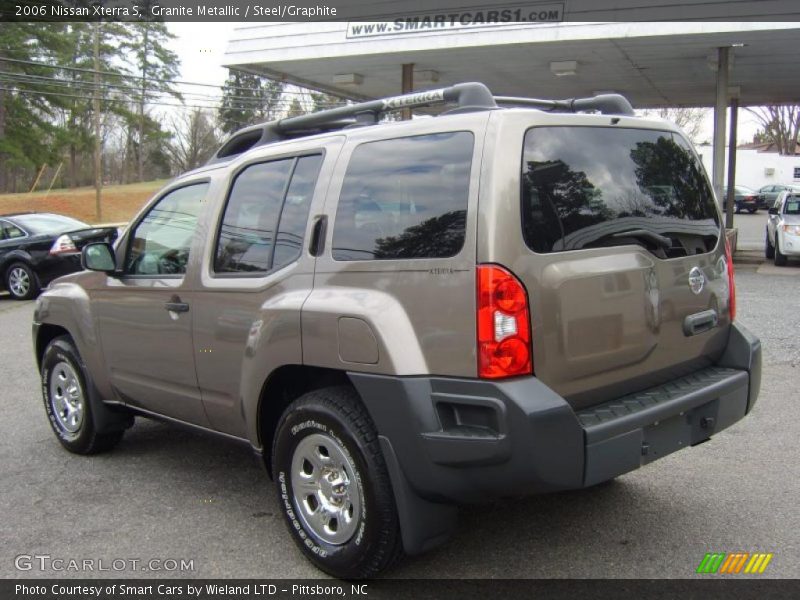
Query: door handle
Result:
<box><xmin>165</xmin><ymin>296</ymin><xmax>190</xmax><ymax>313</ymax></box>
<box><xmin>683</xmin><ymin>309</ymin><xmax>718</xmax><ymax>336</ymax></box>
<box><xmin>309</xmin><ymin>215</ymin><xmax>328</xmax><ymax>257</ymax></box>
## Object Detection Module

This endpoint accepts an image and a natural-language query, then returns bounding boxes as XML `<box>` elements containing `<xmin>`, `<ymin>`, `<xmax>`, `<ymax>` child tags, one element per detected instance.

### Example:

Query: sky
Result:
<box><xmin>165</xmin><ymin>22</ymin><xmax>761</xmax><ymax>144</ymax></box>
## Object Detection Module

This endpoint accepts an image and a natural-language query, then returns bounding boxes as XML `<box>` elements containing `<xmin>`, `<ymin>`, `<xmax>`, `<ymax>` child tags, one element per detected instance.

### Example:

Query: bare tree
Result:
<box><xmin>638</xmin><ymin>107</ymin><xmax>708</xmax><ymax>142</ymax></box>
<box><xmin>166</xmin><ymin>108</ymin><xmax>220</xmax><ymax>174</ymax></box>
<box><xmin>746</xmin><ymin>105</ymin><xmax>800</xmax><ymax>155</ymax></box>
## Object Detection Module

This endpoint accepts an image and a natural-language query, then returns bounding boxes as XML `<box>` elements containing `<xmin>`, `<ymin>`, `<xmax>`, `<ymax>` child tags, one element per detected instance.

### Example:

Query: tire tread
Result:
<box><xmin>273</xmin><ymin>386</ymin><xmax>404</xmax><ymax>578</ymax></box>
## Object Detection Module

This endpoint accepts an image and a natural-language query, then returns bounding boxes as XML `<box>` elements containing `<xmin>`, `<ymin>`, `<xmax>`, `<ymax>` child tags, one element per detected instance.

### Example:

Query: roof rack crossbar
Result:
<box><xmin>494</xmin><ymin>93</ymin><xmax>635</xmax><ymax>116</ymax></box>
<box><xmin>207</xmin><ymin>82</ymin><xmax>496</xmax><ymax>165</ymax></box>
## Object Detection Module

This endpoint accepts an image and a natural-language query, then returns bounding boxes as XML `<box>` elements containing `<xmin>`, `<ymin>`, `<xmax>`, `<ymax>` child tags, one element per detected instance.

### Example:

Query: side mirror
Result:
<box><xmin>82</xmin><ymin>242</ymin><xmax>117</xmax><ymax>273</ymax></box>
<box><xmin>768</xmin><ymin>207</ymin><xmax>778</xmax><ymax>215</ymax></box>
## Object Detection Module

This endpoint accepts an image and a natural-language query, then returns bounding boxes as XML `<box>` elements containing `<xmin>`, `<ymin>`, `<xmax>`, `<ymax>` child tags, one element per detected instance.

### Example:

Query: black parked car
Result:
<box><xmin>722</xmin><ymin>185</ymin><xmax>762</xmax><ymax>213</ymax></box>
<box><xmin>0</xmin><ymin>213</ymin><xmax>118</xmax><ymax>300</ymax></box>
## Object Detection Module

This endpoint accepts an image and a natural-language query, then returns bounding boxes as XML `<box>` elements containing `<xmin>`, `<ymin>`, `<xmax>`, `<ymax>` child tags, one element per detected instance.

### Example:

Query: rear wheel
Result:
<box><xmin>5</xmin><ymin>262</ymin><xmax>39</xmax><ymax>300</ymax></box>
<box><xmin>41</xmin><ymin>336</ymin><xmax>125</xmax><ymax>454</ymax></box>
<box><xmin>747</xmin><ymin>208</ymin><xmax>757</xmax><ymax>214</ymax></box>
<box><xmin>272</xmin><ymin>386</ymin><xmax>403</xmax><ymax>578</ymax></box>
<box><xmin>765</xmin><ymin>229</ymin><xmax>775</xmax><ymax>259</ymax></box>
<box><xmin>774</xmin><ymin>234</ymin><xmax>788</xmax><ymax>266</ymax></box>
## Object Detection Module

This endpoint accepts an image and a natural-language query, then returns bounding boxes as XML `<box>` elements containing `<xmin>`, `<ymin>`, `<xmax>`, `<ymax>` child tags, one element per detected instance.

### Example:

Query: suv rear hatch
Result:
<box><xmin>507</xmin><ymin>123</ymin><xmax>732</xmax><ymax>409</ymax></box>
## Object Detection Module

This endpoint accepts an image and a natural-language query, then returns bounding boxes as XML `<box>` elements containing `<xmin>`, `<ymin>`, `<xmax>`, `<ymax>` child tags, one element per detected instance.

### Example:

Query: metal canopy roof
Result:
<box><xmin>223</xmin><ymin>22</ymin><xmax>800</xmax><ymax>108</ymax></box>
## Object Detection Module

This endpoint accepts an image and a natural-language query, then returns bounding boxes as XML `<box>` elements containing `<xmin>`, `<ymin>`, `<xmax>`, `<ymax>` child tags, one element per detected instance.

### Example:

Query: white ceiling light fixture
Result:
<box><xmin>414</xmin><ymin>70</ymin><xmax>440</xmax><ymax>84</ymax></box>
<box><xmin>550</xmin><ymin>60</ymin><xmax>578</xmax><ymax>77</ymax></box>
<box><xmin>332</xmin><ymin>73</ymin><xmax>364</xmax><ymax>86</ymax></box>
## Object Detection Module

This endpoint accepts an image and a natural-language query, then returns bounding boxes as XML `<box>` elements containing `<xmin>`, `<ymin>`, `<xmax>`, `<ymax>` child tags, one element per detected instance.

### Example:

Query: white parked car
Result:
<box><xmin>766</xmin><ymin>191</ymin><xmax>800</xmax><ymax>265</ymax></box>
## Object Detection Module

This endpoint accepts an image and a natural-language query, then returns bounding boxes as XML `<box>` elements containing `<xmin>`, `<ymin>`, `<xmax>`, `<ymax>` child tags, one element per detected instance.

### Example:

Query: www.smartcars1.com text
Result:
<box><xmin>14</xmin><ymin>4</ymin><xmax>337</xmax><ymax>18</ymax></box>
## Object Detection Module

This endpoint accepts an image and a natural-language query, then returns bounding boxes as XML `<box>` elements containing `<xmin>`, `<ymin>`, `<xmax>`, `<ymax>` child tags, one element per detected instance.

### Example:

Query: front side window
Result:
<box><xmin>126</xmin><ymin>183</ymin><xmax>208</xmax><ymax>275</ymax></box>
<box><xmin>214</xmin><ymin>155</ymin><xmax>323</xmax><ymax>274</ymax></box>
<box><xmin>332</xmin><ymin>131</ymin><xmax>474</xmax><ymax>261</ymax></box>
<box><xmin>521</xmin><ymin>126</ymin><xmax>719</xmax><ymax>256</ymax></box>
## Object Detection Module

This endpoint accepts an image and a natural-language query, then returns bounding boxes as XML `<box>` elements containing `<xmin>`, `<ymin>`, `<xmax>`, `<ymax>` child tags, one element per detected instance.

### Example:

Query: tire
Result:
<box><xmin>774</xmin><ymin>234</ymin><xmax>788</xmax><ymax>266</ymax></box>
<box><xmin>735</xmin><ymin>203</ymin><xmax>741</xmax><ymax>214</ymax></box>
<box><xmin>765</xmin><ymin>229</ymin><xmax>775</xmax><ymax>259</ymax></box>
<box><xmin>41</xmin><ymin>336</ymin><xmax>125</xmax><ymax>454</ymax></box>
<box><xmin>5</xmin><ymin>262</ymin><xmax>39</xmax><ymax>300</ymax></box>
<box><xmin>748</xmin><ymin>208</ymin><xmax>757</xmax><ymax>214</ymax></box>
<box><xmin>271</xmin><ymin>386</ymin><xmax>403</xmax><ymax>579</ymax></box>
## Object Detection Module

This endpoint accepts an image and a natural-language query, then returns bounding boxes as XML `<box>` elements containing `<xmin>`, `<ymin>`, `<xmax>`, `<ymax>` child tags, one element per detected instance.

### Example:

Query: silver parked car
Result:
<box><xmin>758</xmin><ymin>183</ymin><xmax>800</xmax><ymax>208</ymax></box>
<box><xmin>766</xmin><ymin>190</ymin><xmax>800</xmax><ymax>265</ymax></box>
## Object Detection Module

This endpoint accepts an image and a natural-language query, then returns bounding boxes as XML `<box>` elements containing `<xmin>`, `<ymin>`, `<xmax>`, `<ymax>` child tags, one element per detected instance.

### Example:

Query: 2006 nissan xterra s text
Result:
<box><xmin>32</xmin><ymin>83</ymin><xmax>761</xmax><ymax>578</ymax></box>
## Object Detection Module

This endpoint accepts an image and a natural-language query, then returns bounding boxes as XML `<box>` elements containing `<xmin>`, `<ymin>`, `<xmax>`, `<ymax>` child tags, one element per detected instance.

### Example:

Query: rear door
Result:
<box><xmin>484</xmin><ymin>116</ymin><xmax>732</xmax><ymax>408</ymax></box>
<box><xmin>191</xmin><ymin>138</ymin><xmax>340</xmax><ymax>438</ymax></box>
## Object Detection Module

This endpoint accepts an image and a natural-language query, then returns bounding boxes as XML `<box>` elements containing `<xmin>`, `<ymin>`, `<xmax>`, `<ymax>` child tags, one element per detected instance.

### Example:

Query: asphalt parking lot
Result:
<box><xmin>1</xmin><ymin>244</ymin><xmax>798</xmax><ymax>579</ymax></box>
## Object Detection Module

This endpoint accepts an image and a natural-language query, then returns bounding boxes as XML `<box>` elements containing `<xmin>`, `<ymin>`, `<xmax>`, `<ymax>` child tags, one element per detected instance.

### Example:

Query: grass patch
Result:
<box><xmin>0</xmin><ymin>180</ymin><xmax>167</xmax><ymax>225</ymax></box>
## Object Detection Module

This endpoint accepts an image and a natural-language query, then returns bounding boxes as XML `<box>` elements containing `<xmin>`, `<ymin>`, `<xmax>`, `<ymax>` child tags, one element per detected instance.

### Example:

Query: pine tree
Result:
<box><xmin>310</xmin><ymin>91</ymin><xmax>348</xmax><ymax>113</ymax></box>
<box><xmin>0</xmin><ymin>23</ymin><xmax>70</xmax><ymax>192</ymax></box>
<box><xmin>120</xmin><ymin>13</ymin><xmax>181</xmax><ymax>182</ymax></box>
<box><xmin>218</xmin><ymin>70</ymin><xmax>285</xmax><ymax>134</ymax></box>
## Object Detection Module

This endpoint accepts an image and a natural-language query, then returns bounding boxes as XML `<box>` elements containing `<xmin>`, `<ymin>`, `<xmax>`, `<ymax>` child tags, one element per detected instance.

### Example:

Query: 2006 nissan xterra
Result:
<box><xmin>33</xmin><ymin>83</ymin><xmax>761</xmax><ymax>578</ymax></box>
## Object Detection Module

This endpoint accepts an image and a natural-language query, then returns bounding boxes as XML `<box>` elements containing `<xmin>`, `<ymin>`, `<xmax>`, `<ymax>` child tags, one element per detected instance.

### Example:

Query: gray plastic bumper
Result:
<box><xmin>348</xmin><ymin>321</ymin><xmax>760</xmax><ymax>554</ymax></box>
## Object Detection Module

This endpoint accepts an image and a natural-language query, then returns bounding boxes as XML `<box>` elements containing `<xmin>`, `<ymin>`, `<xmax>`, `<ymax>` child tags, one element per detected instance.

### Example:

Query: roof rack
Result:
<box><xmin>493</xmin><ymin>93</ymin><xmax>635</xmax><ymax>116</ymax></box>
<box><xmin>207</xmin><ymin>82</ymin><xmax>497</xmax><ymax>164</ymax></box>
<box><xmin>207</xmin><ymin>84</ymin><xmax>637</xmax><ymax>165</ymax></box>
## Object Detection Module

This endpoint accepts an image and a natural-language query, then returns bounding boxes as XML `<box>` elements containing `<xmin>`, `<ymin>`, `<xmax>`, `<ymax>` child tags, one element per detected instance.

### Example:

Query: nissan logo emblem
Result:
<box><xmin>688</xmin><ymin>267</ymin><xmax>705</xmax><ymax>295</ymax></box>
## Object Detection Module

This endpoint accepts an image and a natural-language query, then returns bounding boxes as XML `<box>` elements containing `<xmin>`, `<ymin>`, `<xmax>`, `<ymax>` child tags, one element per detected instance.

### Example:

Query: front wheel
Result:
<box><xmin>271</xmin><ymin>387</ymin><xmax>403</xmax><ymax>579</ymax></box>
<box><xmin>774</xmin><ymin>234</ymin><xmax>788</xmax><ymax>266</ymax></box>
<box><xmin>41</xmin><ymin>336</ymin><xmax>125</xmax><ymax>454</ymax></box>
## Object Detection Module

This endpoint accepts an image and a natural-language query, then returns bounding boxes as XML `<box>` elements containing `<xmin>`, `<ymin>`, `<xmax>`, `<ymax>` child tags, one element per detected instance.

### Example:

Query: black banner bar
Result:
<box><xmin>3</xmin><ymin>579</ymin><xmax>800</xmax><ymax>600</ymax></box>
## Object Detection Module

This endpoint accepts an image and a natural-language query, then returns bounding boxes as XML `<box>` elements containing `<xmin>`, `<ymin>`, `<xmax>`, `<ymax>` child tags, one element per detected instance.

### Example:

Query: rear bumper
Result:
<box><xmin>349</xmin><ymin>323</ymin><xmax>760</xmax><ymax>550</ymax></box>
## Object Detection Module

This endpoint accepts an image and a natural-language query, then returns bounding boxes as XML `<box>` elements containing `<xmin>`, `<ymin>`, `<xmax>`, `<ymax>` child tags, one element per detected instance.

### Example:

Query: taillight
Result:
<box><xmin>49</xmin><ymin>234</ymin><xmax>78</xmax><ymax>255</ymax></box>
<box><xmin>477</xmin><ymin>264</ymin><xmax>532</xmax><ymax>379</ymax></box>
<box><xmin>724</xmin><ymin>238</ymin><xmax>736</xmax><ymax>321</ymax></box>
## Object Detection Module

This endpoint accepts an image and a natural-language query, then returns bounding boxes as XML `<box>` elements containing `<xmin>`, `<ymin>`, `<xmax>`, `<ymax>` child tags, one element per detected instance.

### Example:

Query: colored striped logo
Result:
<box><xmin>696</xmin><ymin>552</ymin><xmax>773</xmax><ymax>574</ymax></box>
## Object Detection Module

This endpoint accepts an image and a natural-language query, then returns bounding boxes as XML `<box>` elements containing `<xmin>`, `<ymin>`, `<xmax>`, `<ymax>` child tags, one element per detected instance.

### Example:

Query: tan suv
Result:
<box><xmin>32</xmin><ymin>83</ymin><xmax>761</xmax><ymax>578</ymax></box>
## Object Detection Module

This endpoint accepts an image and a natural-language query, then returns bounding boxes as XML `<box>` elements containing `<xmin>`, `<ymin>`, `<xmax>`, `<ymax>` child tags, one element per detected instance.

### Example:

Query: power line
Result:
<box><xmin>0</xmin><ymin>86</ymin><xmax>348</xmax><ymax>114</ymax></box>
<box><xmin>0</xmin><ymin>71</ymin><xmax>333</xmax><ymax>107</ymax></box>
<box><xmin>0</xmin><ymin>56</ymin><xmax>347</xmax><ymax>99</ymax></box>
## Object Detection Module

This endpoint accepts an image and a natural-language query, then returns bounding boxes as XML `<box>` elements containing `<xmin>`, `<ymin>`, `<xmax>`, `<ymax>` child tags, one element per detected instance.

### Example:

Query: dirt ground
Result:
<box><xmin>0</xmin><ymin>180</ymin><xmax>166</xmax><ymax>225</ymax></box>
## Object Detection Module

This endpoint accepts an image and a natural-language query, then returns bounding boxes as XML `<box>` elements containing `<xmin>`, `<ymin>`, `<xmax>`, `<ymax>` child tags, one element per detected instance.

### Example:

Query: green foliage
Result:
<box><xmin>0</xmin><ymin>23</ymin><xmax>71</xmax><ymax>188</ymax></box>
<box><xmin>218</xmin><ymin>70</ymin><xmax>285</xmax><ymax>134</ymax></box>
<box><xmin>310</xmin><ymin>91</ymin><xmax>348</xmax><ymax>113</ymax></box>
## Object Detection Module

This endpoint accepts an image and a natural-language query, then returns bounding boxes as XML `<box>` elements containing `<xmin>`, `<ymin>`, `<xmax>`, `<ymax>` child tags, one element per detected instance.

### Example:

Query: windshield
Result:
<box><xmin>521</xmin><ymin>126</ymin><xmax>720</xmax><ymax>256</ymax></box>
<box><xmin>11</xmin><ymin>214</ymin><xmax>88</xmax><ymax>235</ymax></box>
<box><xmin>784</xmin><ymin>196</ymin><xmax>800</xmax><ymax>215</ymax></box>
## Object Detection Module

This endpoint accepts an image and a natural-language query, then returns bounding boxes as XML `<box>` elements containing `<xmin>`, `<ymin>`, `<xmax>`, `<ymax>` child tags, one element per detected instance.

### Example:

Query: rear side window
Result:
<box><xmin>332</xmin><ymin>131</ymin><xmax>474</xmax><ymax>261</ymax></box>
<box><xmin>521</xmin><ymin>127</ymin><xmax>719</xmax><ymax>256</ymax></box>
<box><xmin>215</xmin><ymin>155</ymin><xmax>322</xmax><ymax>274</ymax></box>
<box><xmin>1</xmin><ymin>221</ymin><xmax>25</xmax><ymax>239</ymax></box>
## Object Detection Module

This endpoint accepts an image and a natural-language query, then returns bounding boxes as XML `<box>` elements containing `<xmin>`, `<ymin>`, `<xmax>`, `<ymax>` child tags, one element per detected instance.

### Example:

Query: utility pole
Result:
<box><xmin>138</xmin><ymin>26</ymin><xmax>149</xmax><ymax>183</ymax></box>
<box><xmin>93</xmin><ymin>22</ymin><xmax>102</xmax><ymax>222</ymax></box>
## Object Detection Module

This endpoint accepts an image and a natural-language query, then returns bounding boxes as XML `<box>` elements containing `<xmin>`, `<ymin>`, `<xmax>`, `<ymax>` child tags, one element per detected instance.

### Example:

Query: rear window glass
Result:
<box><xmin>12</xmin><ymin>214</ymin><xmax>88</xmax><ymax>235</ymax></box>
<box><xmin>521</xmin><ymin>127</ymin><xmax>719</xmax><ymax>256</ymax></box>
<box><xmin>332</xmin><ymin>131</ymin><xmax>474</xmax><ymax>261</ymax></box>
